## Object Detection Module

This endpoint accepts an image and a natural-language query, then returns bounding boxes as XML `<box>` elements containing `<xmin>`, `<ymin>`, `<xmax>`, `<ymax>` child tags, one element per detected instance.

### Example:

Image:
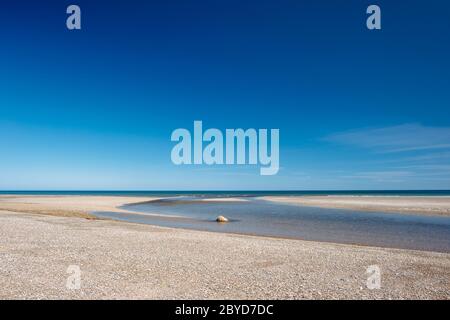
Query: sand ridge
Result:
<box><xmin>0</xmin><ymin>195</ymin><xmax>159</xmax><ymax>219</ymax></box>
<box><xmin>262</xmin><ymin>196</ymin><xmax>450</xmax><ymax>216</ymax></box>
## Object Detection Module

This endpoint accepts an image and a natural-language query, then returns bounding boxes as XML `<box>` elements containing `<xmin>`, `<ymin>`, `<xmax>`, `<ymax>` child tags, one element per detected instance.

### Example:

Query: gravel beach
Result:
<box><xmin>0</xmin><ymin>196</ymin><xmax>449</xmax><ymax>299</ymax></box>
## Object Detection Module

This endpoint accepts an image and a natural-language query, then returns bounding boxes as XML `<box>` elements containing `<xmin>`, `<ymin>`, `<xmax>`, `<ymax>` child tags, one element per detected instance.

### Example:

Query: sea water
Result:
<box><xmin>92</xmin><ymin>195</ymin><xmax>450</xmax><ymax>253</ymax></box>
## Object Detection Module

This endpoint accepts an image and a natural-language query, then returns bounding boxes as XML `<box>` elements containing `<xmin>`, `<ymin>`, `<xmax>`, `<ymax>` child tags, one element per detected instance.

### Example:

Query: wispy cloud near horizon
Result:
<box><xmin>324</xmin><ymin>124</ymin><xmax>450</xmax><ymax>154</ymax></box>
<box><xmin>320</xmin><ymin>124</ymin><xmax>450</xmax><ymax>187</ymax></box>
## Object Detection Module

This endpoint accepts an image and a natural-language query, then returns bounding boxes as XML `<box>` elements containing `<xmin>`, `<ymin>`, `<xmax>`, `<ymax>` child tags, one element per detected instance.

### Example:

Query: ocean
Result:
<box><xmin>1</xmin><ymin>190</ymin><xmax>450</xmax><ymax>196</ymax></box>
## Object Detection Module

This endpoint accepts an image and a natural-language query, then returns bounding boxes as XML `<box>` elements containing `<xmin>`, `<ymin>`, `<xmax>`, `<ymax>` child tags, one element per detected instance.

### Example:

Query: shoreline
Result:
<box><xmin>3</xmin><ymin>194</ymin><xmax>450</xmax><ymax>242</ymax></box>
<box><xmin>3</xmin><ymin>194</ymin><xmax>450</xmax><ymax>219</ymax></box>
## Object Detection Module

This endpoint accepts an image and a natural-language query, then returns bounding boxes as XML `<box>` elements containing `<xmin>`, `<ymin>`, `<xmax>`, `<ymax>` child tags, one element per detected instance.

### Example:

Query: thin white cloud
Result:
<box><xmin>389</xmin><ymin>151</ymin><xmax>450</xmax><ymax>163</ymax></box>
<box><xmin>382</xmin><ymin>144</ymin><xmax>450</xmax><ymax>153</ymax></box>
<box><xmin>306</xmin><ymin>124</ymin><xmax>450</xmax><ymax>187</ymax></box>
<box><xmin>324</xmin><ymin>123</ymin><xmax>450</xmax><ymax>153</ymax></box>
<box><xmin>397</xmin><ymin>164</ymin><xmax>450</xmax><ymax>171</ymax></box>
<box><xmin>341</xmin><ymin>170</ymin><xmax>413</xmax><ymax>179</ymax></box>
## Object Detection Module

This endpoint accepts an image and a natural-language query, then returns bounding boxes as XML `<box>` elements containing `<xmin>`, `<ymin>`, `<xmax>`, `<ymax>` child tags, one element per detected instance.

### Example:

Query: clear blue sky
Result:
<box><xmin>0</xmin><ymin>1</ymin><xmax>449</xmax><ymax>190</ymax></box>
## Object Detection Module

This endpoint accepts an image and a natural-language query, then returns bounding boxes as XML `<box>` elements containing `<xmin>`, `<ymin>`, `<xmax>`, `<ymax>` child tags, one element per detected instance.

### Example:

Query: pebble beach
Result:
<box><xmin>0</xmin><ymin>195</ymin><xmax>449</xmax><ymax>299</ymax></box>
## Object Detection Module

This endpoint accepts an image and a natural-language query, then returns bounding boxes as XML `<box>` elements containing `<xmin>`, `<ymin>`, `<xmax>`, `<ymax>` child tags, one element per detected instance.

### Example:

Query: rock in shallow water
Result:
<box><xmin>216</xmin><ymin>215</ymin><xmax>229</xmax><ymax>223</ymax></box>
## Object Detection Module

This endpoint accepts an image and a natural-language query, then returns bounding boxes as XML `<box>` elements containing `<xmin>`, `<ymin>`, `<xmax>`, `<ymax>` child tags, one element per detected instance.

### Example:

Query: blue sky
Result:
<box><xmin>0</xmin><ymin>0</ymin><xmax>449</xmax><ymax>190</ymax></box>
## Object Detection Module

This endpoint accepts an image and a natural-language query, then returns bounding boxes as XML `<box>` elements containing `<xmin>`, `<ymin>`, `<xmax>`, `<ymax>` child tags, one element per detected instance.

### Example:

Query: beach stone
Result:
<box><xmin>216</xmin><ymin>215</ymin><xmax>229</xmax><ymax>223</ymax></box>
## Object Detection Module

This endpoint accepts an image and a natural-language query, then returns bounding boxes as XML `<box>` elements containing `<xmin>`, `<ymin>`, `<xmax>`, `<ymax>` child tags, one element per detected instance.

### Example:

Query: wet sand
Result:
<box><xmin>0</xmin><ymin>195</ymin><xmax>449</xmax><ymax>299</ymax></box>
<box><xmin>262</xmin><ymin>196</ymin><xmax>450</xmax><ymax>217</ymax></box>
